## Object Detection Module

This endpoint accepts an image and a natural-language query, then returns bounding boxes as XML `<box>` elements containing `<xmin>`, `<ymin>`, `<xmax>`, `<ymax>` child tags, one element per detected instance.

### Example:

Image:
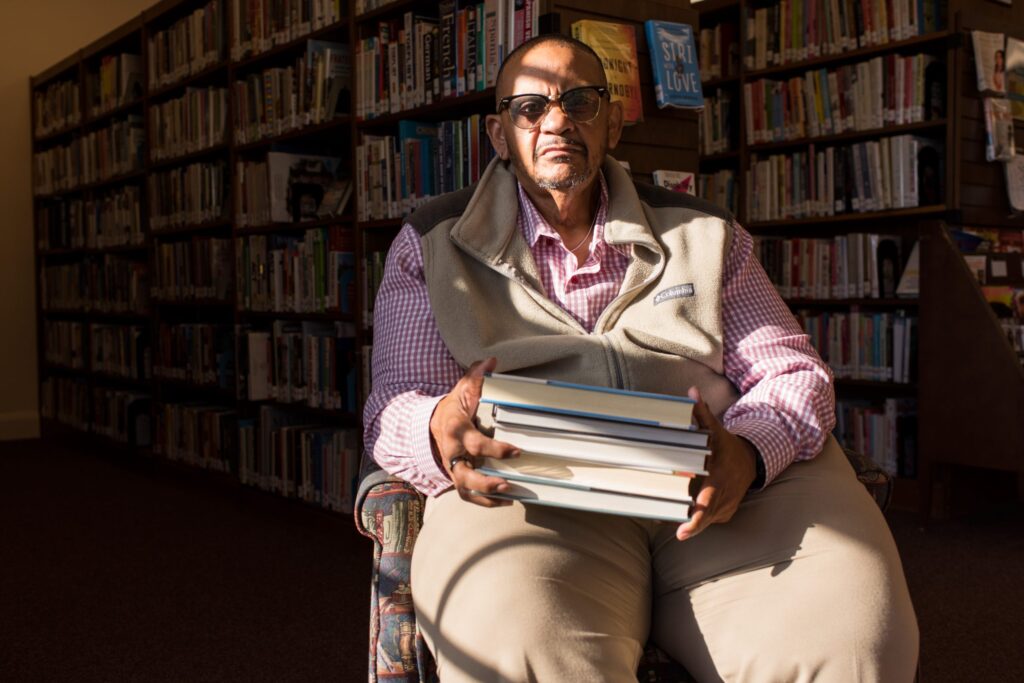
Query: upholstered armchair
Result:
<box><xmin>353</xmin><ymin>449</ymin><xmax>893</xmax><ymax>682</ymax></box>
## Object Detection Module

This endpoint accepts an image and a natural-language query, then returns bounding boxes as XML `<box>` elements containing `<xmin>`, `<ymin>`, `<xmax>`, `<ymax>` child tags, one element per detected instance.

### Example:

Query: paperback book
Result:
<box><xmin>571</xmin><ymin>19</ymin><xmax>644</xmax><ymax>124</ymax></box>
<box><xmin>984</xmin><ymin>97</ymin><xmax>1015</xmax><ymax>162</ymax></box>
<box><xmin>972</xmin><ymin>31</ymin><xmax>1007</xmax><ymax>94</ymax></box>
<box><xmin>644</xmin><ymin>20</ymin><xmax>704</xmax><ymax>110</ymax></box>
<box><xmin>1008</xmin><ymin>37</ymin><xmax>1024</xmax><ymax>121</ymax></box>
<box><xmin>652</xmin><ymin>169</ymin><xmax>696</xmax><ymax>195</ymax></box>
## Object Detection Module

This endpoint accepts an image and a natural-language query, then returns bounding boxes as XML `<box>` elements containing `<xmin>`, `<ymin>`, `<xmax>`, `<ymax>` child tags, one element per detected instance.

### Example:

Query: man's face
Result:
<box><xmin>486</xmin><ymin>42</ymin><xmax>624</xmax><ymax>193</ymax></box>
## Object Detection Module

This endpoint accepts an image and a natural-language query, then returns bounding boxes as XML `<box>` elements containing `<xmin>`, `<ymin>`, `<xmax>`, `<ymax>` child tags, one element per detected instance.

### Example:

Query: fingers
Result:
<box><xmin>687</xmin><ymin>385</ymin><xmax>720</xmax><ymax>432</ymax></box>
<box><xmin>450</xmin><ymin>458</ymin><xmax>513</xmax><ymax>507</ymax></box>
<box><xmin>459</xmin><ymin>357</ymin><xmax>498</xmax><ymax>411</ymax></box>
<box><xmin>438</xmin><ymin>412</ymin><xmax>519</xmax><ymax>465</ymax></box>
<box><xmin>676</xmin><ymin>481</ymin><xmax>716</xmax><ymax>540</ymax></box>
<box><xmin>439</xmin><ymin>357</ymin><xmax>519</xmax><ymax>507</ymax></box>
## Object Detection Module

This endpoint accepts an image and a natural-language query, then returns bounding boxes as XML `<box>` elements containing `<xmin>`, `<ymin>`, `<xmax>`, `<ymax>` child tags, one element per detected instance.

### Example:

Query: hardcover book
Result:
<box><xmin>484</xmin><ymin>404</ymin><xmax>710</xmax><ymax>449</ymax></box>
<box><xmin>478</xmin><ymin>372</ymin><xmax>697</xmax><ymax>430</ymax></box>
<box><xmin>477</xmin><ymin>451</ymin><xmax>696</xmax><ymax>500</ymax></box>
<box><xmin>481</xmin><ymin>477</ymin><xmax>692</xmax><ymax>522</ymax></box>
<box><xmin>571</xmin><ymin>19</ymin><xmax>644</xmax><ymax>124</ymax></box>
<box><xmin>652</xmin><ymin>169</ymin><xmax>696</xmax><ymax>195</ymax></box>
<box><xmin>644</xmin><ymin>20</ymin><xmax>705</xmax><ymax>110</ymax></box>
<box><xmin>487</xmin><ymin>421</ymin><xmax>709</xmax><ymax>475</ymax></box>
<box><xmin>471</xmin><ymin>373</ymin><xmax>708</xmax><ymax>521</ymax></box>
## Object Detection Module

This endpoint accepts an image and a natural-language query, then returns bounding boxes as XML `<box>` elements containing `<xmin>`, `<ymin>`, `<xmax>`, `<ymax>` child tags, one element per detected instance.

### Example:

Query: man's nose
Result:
<box><xmin>538</xmin><ymin>100</ymin><xmax>575</xmax><ymax>135</ymax></box>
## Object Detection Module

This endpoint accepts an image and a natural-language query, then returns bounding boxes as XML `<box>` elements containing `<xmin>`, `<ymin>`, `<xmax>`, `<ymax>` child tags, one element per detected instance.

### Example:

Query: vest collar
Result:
<box><xmin>449</xmin><ymin>155</ymin><xmax>664</xmax><ymax>265</ymax></box>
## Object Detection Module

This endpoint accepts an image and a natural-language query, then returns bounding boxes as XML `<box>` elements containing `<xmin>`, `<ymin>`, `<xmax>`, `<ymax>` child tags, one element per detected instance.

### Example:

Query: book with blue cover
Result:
<box><xmin>644</xmin><ymin>20</ymin><xmax>704</xmax><ymax>111</ymax></box>
<box><xmin>478</xmin><ymin>372</ymin><xmax>697</xmax><ymax>430</ymax></box>
<box><xmin>474</xmin><ymin>372</ymin><xmax>705</xmax><ymax>520</ymax></box>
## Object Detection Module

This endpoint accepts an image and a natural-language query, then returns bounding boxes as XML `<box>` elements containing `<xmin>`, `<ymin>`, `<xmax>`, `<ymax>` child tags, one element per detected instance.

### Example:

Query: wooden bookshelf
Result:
<box><xmin>695</xmin><ymin>0</ymin><xmax>1024</xmax><ymax>516</ymax></box>
<box><xmin>30</xmin><ymin>0</ymin><xmax>700</xmax><ymax>516</ymax></box>
<box><xmin>37</xmin><ymin>0</ymin><xmax>1022</xmax><ymax>521</ymax></box>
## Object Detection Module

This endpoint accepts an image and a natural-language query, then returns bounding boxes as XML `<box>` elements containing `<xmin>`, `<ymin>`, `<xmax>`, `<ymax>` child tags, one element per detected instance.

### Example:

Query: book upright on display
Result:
<box><xmin>972</xmin><ymin>31</ymin><xmax>1007</xmax><ymax>94</ymax></box>
<box><xmin>1008</xmin><ymin>37</ymin><xmax>1024</xmax><ymax>121</ymax></box>
<box><xmin>652</xmin><ymin>169</ymin><xmax>696</xmax><ymax>195</ymax></box>
<box><xmin>472</xmin><ymin>373</ymin><xmax>709</xmax><ymax>522</ymax></box>
<box><xmin>644</xmin><ymin>20</ymin><xmax>705</xmax><ymax>111</ymax></box>
<box><xmin>266</xmin><ymin>150</ymin><xmax>345</xmax><ymax>223</ymax></box>
<box><xmin>984</xmin><ymin>97</ymin><xmax>1015</xmax><ymax>162</ymax></box>
<box><xmin>571</xmin><ymin>19</ymin><xmax>644</xmax><ymax>125</ymax></box>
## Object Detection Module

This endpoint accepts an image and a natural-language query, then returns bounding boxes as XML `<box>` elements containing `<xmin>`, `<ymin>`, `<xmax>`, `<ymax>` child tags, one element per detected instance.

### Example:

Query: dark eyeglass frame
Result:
<box><xmin>497</xmin><ymin>86</ymin><xmax>610</xmax><ymax>129</ymax></box>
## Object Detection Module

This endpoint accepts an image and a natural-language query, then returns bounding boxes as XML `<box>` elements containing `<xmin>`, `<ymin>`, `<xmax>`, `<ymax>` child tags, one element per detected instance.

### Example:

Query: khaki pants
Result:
<box><xmin>411</xmin><ymin>437</ymin><xmax>919</xmax><ymax>682</ymax></box>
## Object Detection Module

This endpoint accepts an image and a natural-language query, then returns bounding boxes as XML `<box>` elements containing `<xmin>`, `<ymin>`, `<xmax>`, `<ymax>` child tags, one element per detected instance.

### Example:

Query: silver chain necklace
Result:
<box><xmin>564</xmin><ymin>219</ymin><xmax>595</xmax><ymax>252</ymax></box>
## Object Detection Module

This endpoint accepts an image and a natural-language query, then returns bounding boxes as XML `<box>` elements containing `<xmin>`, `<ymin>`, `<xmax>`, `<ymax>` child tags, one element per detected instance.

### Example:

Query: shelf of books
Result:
<box><xmin>30</xmin><ymin>0</ymin><xmax>701</xmax><ymax>518</ymax></box>
<box><xmin>40</xmin><ymin>0</ymin><xmax>1023</xmax><ymax>520</ymax></box>
<box><xmin>695</xmin><ymin>0</ymin><xmax>1024</xmax><ymax>516</ymax></box>
<box><xmin>31</xmin><ymin>0</ymin><xmax>359</xmax><ymax>515</ymax></box>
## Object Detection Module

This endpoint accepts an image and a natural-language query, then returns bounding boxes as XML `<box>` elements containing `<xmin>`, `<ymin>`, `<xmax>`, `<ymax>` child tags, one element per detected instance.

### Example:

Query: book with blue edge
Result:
<box><xmin>477</xmin><ymin>372</ymin><xmax>698</xmax><ymax>430</ymax></box>
<box><xmin>644</xmin><ymin>20</ymin><xmax>704</xmax><ymax>111</ymax></box>
<box><xmin>473</xmin><ymin>373</ymin><xmax>709</xmax><ymax>522</ymax></box>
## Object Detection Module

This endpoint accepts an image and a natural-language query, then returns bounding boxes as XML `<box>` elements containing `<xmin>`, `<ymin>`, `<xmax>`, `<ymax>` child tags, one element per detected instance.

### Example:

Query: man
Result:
<box><xmin>364</xmin><ymin>34</ymin><xmax>918</xmax><ymax>682</ymax></box>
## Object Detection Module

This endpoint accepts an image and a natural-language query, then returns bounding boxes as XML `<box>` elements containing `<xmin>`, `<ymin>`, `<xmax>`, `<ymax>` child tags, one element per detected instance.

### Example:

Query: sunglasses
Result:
<box><xmin>497</xmin><ymin>86</ymin><xmax>610</xmax><ymax>129</ymax></box>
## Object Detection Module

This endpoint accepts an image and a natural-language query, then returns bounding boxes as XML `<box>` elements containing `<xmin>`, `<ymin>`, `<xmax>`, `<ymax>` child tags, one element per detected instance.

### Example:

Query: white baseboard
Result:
<box><xmin>0</xmin><ymin>410</ymin><xmax>41</xmax><ymax>441</ymax></box>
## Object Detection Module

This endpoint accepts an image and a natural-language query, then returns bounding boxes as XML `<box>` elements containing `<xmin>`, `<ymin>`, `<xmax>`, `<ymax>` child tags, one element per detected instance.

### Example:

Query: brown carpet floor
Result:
<box><xmin>1</xmin><ymin>438</ymin><xmax>1022</xmax><ymax>682</ymax></box>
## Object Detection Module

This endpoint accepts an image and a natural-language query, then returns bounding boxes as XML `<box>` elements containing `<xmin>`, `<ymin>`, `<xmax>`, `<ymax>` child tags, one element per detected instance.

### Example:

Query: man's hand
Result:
<box><xmin>430</xmin><ymin>357</ymin><xmax>520</xmax><ymax>506</ymax></box>
<box><xmin>676</xmin><ymin>386</ymin><xmax>758</xmax><ymax>541</ymax></box>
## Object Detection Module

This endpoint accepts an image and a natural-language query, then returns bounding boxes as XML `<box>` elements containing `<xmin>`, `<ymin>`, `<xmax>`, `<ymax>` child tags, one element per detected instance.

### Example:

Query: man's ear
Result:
<box><xmin>485</xmin><ymin>114</ymin><xmax>510</xmax><ymax>160</ymax></box>
<box><xmin>606</xmin><ymin>99</ymin><xmax>624</xmax><ymax>151</ymax></box>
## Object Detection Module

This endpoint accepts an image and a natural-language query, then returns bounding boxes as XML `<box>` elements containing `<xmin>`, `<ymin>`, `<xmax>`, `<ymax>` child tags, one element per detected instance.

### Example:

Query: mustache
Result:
<box><xmin>534</xmin><ymin>138</ymin><xmax>587</xmax><ymax>159</ymax></box>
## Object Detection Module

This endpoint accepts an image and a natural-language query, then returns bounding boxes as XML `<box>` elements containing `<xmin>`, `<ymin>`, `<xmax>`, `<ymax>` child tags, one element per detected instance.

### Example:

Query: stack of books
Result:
<box><xmin>474</xmin><ymin>373</ymin><xmax>711</xmax><ymax>523</ymax></box>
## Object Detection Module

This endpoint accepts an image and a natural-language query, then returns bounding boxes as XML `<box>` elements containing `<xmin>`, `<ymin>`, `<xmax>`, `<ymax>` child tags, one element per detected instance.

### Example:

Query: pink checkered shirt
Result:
<box><xmin>363</xmin><ymin>175</ymin><xmax>836</xmax><ymax>497</ymax></box>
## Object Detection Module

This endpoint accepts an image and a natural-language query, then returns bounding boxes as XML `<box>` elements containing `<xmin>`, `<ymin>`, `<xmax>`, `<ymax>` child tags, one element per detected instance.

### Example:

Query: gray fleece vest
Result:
<box><xmin>407</xmin><ymin>156</ymin><xmax>741</xmax><ymax>419</ymax></box>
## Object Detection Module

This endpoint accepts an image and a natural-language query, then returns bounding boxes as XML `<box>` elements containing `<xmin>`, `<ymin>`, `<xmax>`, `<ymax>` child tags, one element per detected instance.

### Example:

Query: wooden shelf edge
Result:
<box><xmin>745</xmin><ymin>30</ymin><xmax>953</xmax><ymax>81</ymax></box>
<box><xmin>231</xmin><ymin>19</ymin><xmax>349</xmax><ymax>72</ymax></box>
<box><xmin>38</xmin><ymin>243</ymin><xmax>148</xmax><ymax>257</ymax></box>
<box><xmin>748</xmin><ymin>119</ymin><xmax>947</xmax><ymax>153</ymax></box>
<box><xmin>148</xmin><ymin>143</ymin><xmax>229</xmax><ymax>170</ymax></box>
<box><xmin>235</xmin><ymin>217</ymin><xmax>354</xmax><ymax>234</ymax></box>
<box><xmin>356</xmin><ymin>89</ymin><xmax>496</xmax><ymax>129</ymax></box>
<box><xmin>354</xmin><ymin>0</ymin><xmax>419</xmax><ymax>24</ymax></box>
<box><xmin>748</xmin><ymin>205</ymin><xmax>948</xmax><ymax>228</ymax></box>
<box><xmin>233</xmin><ymin>117</ymin><xmax>354</xmax><ymax>153</ymax></box>
<box><xmin>146</xmin><ymin>61</ymin><xmax>229</xmax><ymax>101</ymax></box>
<box><xmin>785</xmin><ymin>297</ymin><xmax>920</xmax><ymax>307</ymax></box>
<box><xmin>237</xmin><ymin>310</ymin><xmax>356</xmax><ymax>323</ymax></box>
<box><xmin>151</xmin><ymin>220</ymin><xmax>232</xmax><ymax>237</ymax></box>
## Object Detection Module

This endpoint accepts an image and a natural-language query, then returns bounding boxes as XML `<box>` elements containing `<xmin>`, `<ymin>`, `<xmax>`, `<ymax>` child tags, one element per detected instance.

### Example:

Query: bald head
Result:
<box><xmin>494</xmin><ymin>34</ymin><xmax>607</xmax><ymax>104</ymax></box>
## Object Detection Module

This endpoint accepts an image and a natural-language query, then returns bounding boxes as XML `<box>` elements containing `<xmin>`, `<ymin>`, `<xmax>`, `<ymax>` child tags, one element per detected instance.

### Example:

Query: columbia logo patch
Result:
<box><xmin>654</xmin><ymin>283</ymin><xmax>695</xmax><ymax>305</ymax></box>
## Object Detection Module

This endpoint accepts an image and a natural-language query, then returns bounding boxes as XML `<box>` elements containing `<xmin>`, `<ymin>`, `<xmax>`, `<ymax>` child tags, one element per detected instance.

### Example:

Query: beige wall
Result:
<box><xmin>0</xmin><ymin>0</ymin><xmax>153</xmax><ymax>440</ymax></box>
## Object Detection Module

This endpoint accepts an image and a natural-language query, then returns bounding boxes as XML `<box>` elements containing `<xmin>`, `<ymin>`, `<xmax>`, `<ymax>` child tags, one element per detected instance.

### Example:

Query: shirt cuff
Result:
<box><xmin>726</xmin><ymin>417</ymin><xmax>798</xmax><ymax>489</ymax></box>
<box><xmin>410</xmin><ymin>394</ymin><xmax>454</xmax><ymax>497</ymax></box>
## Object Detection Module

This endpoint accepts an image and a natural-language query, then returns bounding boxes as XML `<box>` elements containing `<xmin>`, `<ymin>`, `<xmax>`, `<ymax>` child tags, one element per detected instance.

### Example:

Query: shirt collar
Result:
<box><xmin>516</xmin><ymin>172</ymin><xmax>630</xmax><ymax>258</ymax></box>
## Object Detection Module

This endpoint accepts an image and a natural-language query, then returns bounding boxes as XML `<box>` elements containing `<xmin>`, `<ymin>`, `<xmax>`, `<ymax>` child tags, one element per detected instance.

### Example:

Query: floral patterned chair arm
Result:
<box><xmin>354</xmin><ymin>460</ymin><xmax>438</xmax><ymax>683</ymax></box>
